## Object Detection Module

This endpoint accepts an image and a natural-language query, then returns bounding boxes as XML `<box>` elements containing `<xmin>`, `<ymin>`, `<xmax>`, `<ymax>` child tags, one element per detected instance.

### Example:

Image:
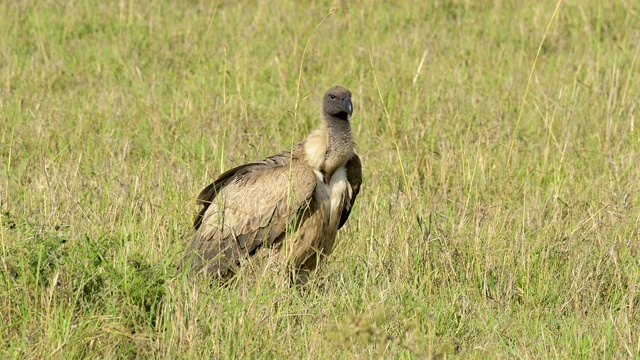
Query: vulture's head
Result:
<box><xmin>323</xmin><ymin>86</ymin><xmax>353</xmax><ymax>119</ymax></box>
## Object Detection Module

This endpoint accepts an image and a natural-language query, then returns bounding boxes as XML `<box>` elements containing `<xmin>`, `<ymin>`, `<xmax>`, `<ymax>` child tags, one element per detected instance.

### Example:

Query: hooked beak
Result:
<box><xmin>342</xmin><ymin>96</ymin><xmax>353</xmax><ymax>116</ymax></box>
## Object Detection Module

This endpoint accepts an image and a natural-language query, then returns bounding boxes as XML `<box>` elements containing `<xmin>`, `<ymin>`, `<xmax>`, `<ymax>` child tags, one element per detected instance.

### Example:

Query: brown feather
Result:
<box><xmin>339</xmin><ymin>154</ymin><xmax>362</xmax><ymax>229</ymax></box>
<box><xmin>185</xmin><ymin>145</ymin><xmax>317</xmax><ymax>277</ymax></box>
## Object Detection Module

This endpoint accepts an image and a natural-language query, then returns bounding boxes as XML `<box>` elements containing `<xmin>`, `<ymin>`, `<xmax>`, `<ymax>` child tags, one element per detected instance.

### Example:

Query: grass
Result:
<box><xmin>1</xmin><ymin>0</ymin><xmax>639</xmax><ymax>358</ymax></box>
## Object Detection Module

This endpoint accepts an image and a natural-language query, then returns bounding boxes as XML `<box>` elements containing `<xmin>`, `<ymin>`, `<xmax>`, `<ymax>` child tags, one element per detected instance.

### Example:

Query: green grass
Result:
<box><xmin>1</xmin><ymin>0</ymin><xmax>639</xmax><ymax>358</ymax></box>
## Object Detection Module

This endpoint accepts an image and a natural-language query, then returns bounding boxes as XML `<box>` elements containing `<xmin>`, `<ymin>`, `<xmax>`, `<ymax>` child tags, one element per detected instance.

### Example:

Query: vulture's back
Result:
<box><xmin>184</xmin><ymin>146</ymin><xmax>317</xmax><ymax>277</ymax></box>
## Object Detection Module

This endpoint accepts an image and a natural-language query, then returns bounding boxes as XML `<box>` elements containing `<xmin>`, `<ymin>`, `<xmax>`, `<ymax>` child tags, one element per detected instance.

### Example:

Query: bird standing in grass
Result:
<box><xmin>183</xmin><ymin>86</ymin><xmax>362</xmax><ymax>285</ymax></box>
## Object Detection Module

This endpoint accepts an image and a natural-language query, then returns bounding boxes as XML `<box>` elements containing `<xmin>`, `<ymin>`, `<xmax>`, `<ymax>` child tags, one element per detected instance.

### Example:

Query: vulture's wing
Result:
<box><xmin>193</xmin><ymin>148</ymin><xmax>309</xmax><ymax>229</ymax></box>
<box><xmin>193</xmin><ymin>163</ymin><xmax>251</xmax><ymax>229</ymax></box>
<box><xmin>187</xmin><ymin>148</ymin><xmax>317</xmax><ymax>275</ymax></box>
<box><xmin>338</xmin><ymin>154</ymin><xmax>362</xmax><ymax>229</ymax></box>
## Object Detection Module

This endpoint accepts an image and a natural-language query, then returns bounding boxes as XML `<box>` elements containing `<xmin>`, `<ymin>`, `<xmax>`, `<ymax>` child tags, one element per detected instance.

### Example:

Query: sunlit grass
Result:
<box><xmin>1</xmin><ymin>0</ymin><xmax>639</xmax><ymax>358</ymax></box>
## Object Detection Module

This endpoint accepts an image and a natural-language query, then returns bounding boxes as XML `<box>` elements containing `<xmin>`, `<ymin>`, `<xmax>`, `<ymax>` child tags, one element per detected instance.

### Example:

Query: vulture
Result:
<box><xmin>183</xmin><ymin>86</ymin><xmax>362</xmax><ymax>285</ymax></box>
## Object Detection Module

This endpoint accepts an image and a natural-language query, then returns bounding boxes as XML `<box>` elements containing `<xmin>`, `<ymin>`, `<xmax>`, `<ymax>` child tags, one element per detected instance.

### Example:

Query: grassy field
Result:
<box><xmin>1</xmin><ymin>0</ymin><xmax>639</xmax><ymax>358</ymax></box>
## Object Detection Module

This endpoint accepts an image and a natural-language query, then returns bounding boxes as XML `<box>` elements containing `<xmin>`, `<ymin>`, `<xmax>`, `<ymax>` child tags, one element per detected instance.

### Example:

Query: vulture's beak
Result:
<box><xmin>343</xmin><ymin>97</ymin><xmax>353</xmax><ymax>116</ymax></box>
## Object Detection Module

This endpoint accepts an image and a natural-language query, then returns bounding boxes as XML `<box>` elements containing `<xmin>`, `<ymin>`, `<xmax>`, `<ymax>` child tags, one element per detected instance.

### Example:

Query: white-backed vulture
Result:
<box><xmin>183</xmin><ymin>86</ymin><xmax>362</xmax><ymax>285</ymax></box>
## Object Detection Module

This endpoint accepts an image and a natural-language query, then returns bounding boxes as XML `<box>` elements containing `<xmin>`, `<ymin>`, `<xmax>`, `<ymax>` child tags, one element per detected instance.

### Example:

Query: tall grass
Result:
<box><xmin>1</xmin><ymin>0</ymin><xmax>639</xmax><ymax>358</ymax></box>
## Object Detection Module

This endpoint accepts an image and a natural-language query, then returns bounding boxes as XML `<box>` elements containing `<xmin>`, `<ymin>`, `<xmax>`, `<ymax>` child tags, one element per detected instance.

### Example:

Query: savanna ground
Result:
<box><xmin>1</xmin><ymin>0</ymin><xmax>639</xmax><ymax>358</ymax></box>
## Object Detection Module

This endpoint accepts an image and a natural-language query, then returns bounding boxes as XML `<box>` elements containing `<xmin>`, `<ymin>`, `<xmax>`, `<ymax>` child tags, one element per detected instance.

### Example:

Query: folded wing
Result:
<box><xmin>185</xmin><ymin>148</ymin><xmax>317</xmax><ymax>276</ymax></box>
<box><xmin>339</xmin><ymin>154</ymin><xmax>362</xmax><ymax>229</ymax></box>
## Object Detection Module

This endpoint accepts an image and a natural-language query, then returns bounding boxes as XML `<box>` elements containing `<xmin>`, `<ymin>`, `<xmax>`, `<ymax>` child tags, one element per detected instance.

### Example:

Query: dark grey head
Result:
<box><xmin>323</xmin><ymin>86</ymin><xmax>353</xmax><ymax>120</ymax></box>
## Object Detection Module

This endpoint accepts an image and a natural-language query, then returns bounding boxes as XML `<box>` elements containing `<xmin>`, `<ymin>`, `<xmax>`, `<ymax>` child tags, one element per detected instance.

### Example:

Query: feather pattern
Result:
<box><xmin>185</xmin><ymin>145</ymin><xmax>317</xmax><ymax>277</ymax></box>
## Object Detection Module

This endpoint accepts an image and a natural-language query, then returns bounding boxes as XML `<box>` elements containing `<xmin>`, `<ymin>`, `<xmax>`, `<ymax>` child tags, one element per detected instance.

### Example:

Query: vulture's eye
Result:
<box><xmin>329</xmin><ymin>95</ymin><xmax>337</xmax><ymax>100</ymax></box>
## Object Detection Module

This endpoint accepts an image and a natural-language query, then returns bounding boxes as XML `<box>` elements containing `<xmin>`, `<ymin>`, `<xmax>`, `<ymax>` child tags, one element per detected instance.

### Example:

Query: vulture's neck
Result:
<box><xmin>303</xmin><ymin>114</ymin><xmax>353</xmax><ymax>183</ymax></box>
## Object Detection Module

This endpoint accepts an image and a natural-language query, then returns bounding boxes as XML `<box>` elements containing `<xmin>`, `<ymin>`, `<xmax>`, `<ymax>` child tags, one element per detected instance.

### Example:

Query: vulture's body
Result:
<box><xmin>184</xmin><ymin>86</ymin><xmax>361</xmax><ymax>284</ymax></box>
